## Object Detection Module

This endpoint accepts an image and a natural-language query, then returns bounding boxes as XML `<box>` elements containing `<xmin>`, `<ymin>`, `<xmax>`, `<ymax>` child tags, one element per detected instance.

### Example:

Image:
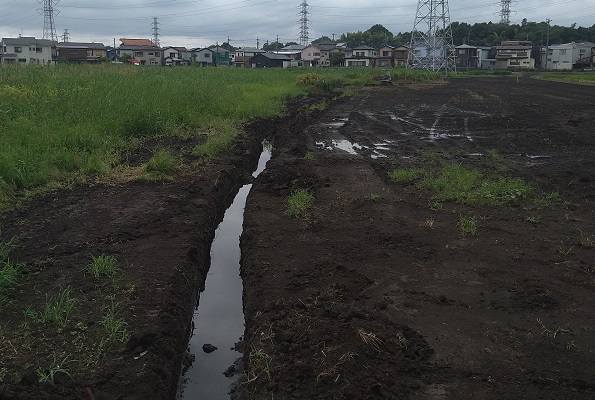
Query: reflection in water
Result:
<box><xmin>178</xmin><ymin>146</ymin><xmax>271</xmax><ymax>399</ymax></box>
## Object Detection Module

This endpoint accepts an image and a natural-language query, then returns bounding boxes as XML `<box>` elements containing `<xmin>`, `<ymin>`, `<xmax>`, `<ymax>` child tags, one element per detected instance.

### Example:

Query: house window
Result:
<box><xmin>155</xmin><ymin>52</ymin><xmax>160</xmax><ymax>56</ymax></box>
<box><xmin>148</xmin><ymin>52</ymin><xmax>154</xmax><ymax>55</ymax></box>
<box><xmin>69</xmin><ymin>50</ymin><xmax>77</xmax><ymax>55</ymax></box>
<box><xmin>559</xmin><ymin>49</ymin><xmax>566</xmax><ymax>55</ymax></box>
<box><xmin>36</xmin><ymin>47</ymin><xmax>42</xmax><ymax>53</ymax></box>
<box><xmin>14</xmin><ymin>46</ymin><xmax>22</xmax><ymax>53</ymax></box>
<box><xmin>313</xmin><ymin>52</ymin><xmax>320</xmax><ymax>56</ymax></box>
<box><xmin>459</xmin><ymin>49</ymin><xmax>465</xmax><ymax>54</ymax></box>
<box><xmin>18</xmin><ymin>58</ymin><xmax>26</xmax><ymax>62</ymax></box>
<box><xmin>135</xmin><ymin>51</ymin><xmax>143</xmax><ymax>57</ymax></box>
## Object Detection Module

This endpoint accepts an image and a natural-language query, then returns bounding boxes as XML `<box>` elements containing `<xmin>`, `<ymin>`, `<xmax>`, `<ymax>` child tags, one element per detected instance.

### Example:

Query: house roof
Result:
<box><xmin>456</xmin><ymin>44</ymin><xmax>477</xmax><ymax>49</ymax></box>
<box><xmin>350</xmin><ymin>45</ymin><xmax>376</xmax><ymax>50</ymax></box>
<box><xmin>119</xmin><ymin>38</ymin><xmax>156</xmax><ymax>47</ymax></box>
<box><xmin>57</xmin><ymin>42</ymin><xmax>106</xmax><ymax>49</ymax></box>
<box><xmin>255</xmin><ymin>52</ymin><xmax>291</xmax><ymax>60</ymax></box>
<box><xmin>2</xmin><ymin>36</ymin><xmax>54</xmax><ymax>46</ymax></box>
<box><xmin>281</xmin><ymin>44</ymin><xmax>305</xmax><ymax>51</ymax></box>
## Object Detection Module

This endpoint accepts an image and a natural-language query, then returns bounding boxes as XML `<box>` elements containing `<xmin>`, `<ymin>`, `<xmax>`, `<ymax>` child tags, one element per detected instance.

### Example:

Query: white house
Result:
<box><xmin>1</xmin><ymin>36</ymin><xmax>54</xmax><ymax>65</ymax></box>
<box><xmin>189</xmin><ymin>48</ymin><xmax>215</xmax><ymax>66</ymax></box>
<box><xmin>543</xmin><ymin>42</ymin><xmax>595</xmax><ymax>70</ymax></box>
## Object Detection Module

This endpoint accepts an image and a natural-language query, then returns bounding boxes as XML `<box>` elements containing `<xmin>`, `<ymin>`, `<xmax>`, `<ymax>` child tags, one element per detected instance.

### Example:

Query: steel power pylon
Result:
<box><xmin>299</xmin><ymin>1</ymin><xmax>310</xmax><ymax>46</ymax></box>
<box><xmin>498</xmin><ymin>0</ymin><xmax>512</xmax><ymax>25</ymax></box>
<box><xmin>38</xmin><ymin>0</ymin><xmax>59</xmax><ymax>42</ymax></box>
<box><xmin>152</xmin><ymin>17</ymin><xmax>161</xmax><ymax>47</ymax></box>
<box><xmin>409</xmin><ymin>0</ymin><xmax>455</xmax><ymax>73</ymax></box>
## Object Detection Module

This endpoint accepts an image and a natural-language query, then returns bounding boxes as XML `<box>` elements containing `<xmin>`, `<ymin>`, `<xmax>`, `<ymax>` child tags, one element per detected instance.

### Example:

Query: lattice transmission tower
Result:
<box><xmin>498</xmin><ymin>0</ymin><xmax>512</xmax><ymax>25</ymax></box>
<box><xmin>152</xmin><ymin>17</ymin><xmax>160</xmax><ymax>47</ymax></box>
<box><xmin>38</xmin><ymin>0</ymin><xmax>59</xmax><ymax>42</ymax></box>
<box><xmin>299</xmin><ymin>1</ymin><xmax>310</xmax><ymax>46</ymax></box>
<box><xmin>409</xmin><ymin>0</ymin><xmax>455</xmax><ymax>73</ymax></box>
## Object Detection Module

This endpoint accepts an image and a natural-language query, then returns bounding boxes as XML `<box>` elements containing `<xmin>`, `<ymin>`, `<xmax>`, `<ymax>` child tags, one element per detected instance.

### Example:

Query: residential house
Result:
<box><xmin>231</xmin><ymin>47</ymin><xmax>265</xmax><ymax>67</ymax></box>
<box><xmin>495</xmin><ymin>40</ymin><xmax>535</xmax><ymax>70</ymax></box>
<box><xmin>189</xmin><ymin>48</ymin><xmax>215</xmax><ymax>66</ymax></box>
<box><xmin>251</xmin><ymin>52</ymin><xmax>291</xmax><ymax>68</ymax></box>
<box><xmin>210</xmin><ymin>46</ymin><xmax>232</xmax><ymax>66</ymax></box>
<box><xmin>1</xmin><ymin>36</ymin><xmax>54</xmax><ymax>65</ymax></box>
<box><xmin>377</xmin><ymin>45</ymin><xmax>395</xmax><ymax>67</ymax></box>
<box><xmin>163</xmin><ymin>46</ymin><xmax>188</xmax><ymax>66</ymax></box>
<box><xmin>478</xmin><ymin>46</ymin><xmax>496</xmax><ymax>70</ymax></box>
<box><xmin>543</xmin><ymin>42</ymin><xmax>595</xmax><ymax>70</ymax></box>
<box><xmin>344</xmin><ymin>45</ymin><xmax>378</xmax><ymax>67</ymax></box>
<box><xmin>393</xmin><ymin>45</ymin><xmax>410</xmax><ymax>67</ymax></box>
<box><xmin>301</xmin><ymin>43</ymin><xmax>335</xmax><ymax>67</ymax></box>
<box><xmin>56</xmin><ymin>42</ymin><xmax>106</xmax><ymax>63</ymax></box>
<box><xmin>454</xmin><ymin>44</ymin><xmax>478</xmax><ymax>69</ymax></box>
<box><xmin>118</xmin><ymin>38</ymin><xmax>161</xmax><ymax>66</ymax></box>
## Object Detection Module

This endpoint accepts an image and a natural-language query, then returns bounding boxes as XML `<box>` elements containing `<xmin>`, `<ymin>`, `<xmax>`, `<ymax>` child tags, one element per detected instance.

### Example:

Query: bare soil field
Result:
<box><xmin>1</xmin><ymin>77</ymin><xmax>594</xmax><ymax>400</ymax></box>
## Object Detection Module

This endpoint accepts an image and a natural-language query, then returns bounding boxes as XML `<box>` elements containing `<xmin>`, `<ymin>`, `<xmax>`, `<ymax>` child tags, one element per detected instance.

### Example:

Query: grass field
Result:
<box><xmin>0</xmin><ymin>64</ymin><xmax>439</xmax><ymax>207</ymax></box>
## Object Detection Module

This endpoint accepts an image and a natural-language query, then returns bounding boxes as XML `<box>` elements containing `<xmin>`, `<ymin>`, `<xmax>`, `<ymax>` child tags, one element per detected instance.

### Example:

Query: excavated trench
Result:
<box><xmin>176</xmin><ymin>143</ymin><xmax>272</xmax><ymax>399</ymax></box>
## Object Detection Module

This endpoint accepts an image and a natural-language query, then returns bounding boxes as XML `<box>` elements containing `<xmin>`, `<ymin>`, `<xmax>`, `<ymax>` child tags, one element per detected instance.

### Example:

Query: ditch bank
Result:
<box><xmin>0</xmin><ymin>97</ymin><xmax>321</xmax><ymax>400</ymax></box>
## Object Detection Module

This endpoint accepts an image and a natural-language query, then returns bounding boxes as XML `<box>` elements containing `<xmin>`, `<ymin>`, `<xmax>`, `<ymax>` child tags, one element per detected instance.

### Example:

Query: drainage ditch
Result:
<box><xmin>177</xmin><ymin>143</ymin><xmax>272</xmax><ymax>399</ymax></box>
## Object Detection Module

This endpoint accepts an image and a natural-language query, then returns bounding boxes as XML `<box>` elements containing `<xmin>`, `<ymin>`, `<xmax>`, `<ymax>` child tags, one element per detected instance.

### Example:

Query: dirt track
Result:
<box><xmin>1</xmin><ymin>77</ymin><xmax>594</xmax><ymax>400</ymax></box>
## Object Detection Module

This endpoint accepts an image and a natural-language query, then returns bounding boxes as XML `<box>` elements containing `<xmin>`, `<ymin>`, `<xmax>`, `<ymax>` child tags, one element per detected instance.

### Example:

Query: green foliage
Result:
<box><xmin>24</xmin><ymin>286</ymin><xmax>76</xmax><ymax>328</ymax></box>
<box><xmin>100</xmin><ymin>296</ymin><xmax>129</xmax><ymax>349</ymax></box>
<box><xmin>0</xmin><ymin>234</ymin><xmax>22</xmax><ymax>308</ymax></box>
<box><xmin>457</xmin><ymin>216</ymin><xmax>478</xmax><ymax>236</ymax></box>
<box><xmin>36</xmin><ymin>352</ymin><xmax>72</xmax><ymax>384</ymax></box>
<box><xmin>388</xmin><ymin>169</ymin><xmax>421</xmax><ymax>183</ymax></box>
<box><xmin>577</xmin><ymin>229</ymin><xmax>594</xmax><ymax>248</ymax></box>
<box><xmin>193</xmin><ymin>123</ymin><xmax>237</xmax><ymax>158</ymax></box>
<box><xmin>421</xmin><ymin>164</ymin><xmax>532</xmax><ymax>206</ymax></box>
<box><xmin>533</xmin><ymin>192</ymin><xmax>561</xmax><ymax>209</ymax></box>
<box><xmin>286</xmin><ymin>189</ymin><xmax>314</xmax><ymax>218</ymax></box>
<box><xmin>87</xmin><ymin>254</ymin><xmax>120</xmax><ymax>280</ymax></box>
<box><xmin>246</xmin><ymin>344</ymin><xmax>272</xmax><ymax>383</ymax></box>
<box><xmin>143</xmin><ymin>149</ymin><xmax>179</xmax><ymax>177</ymax></box>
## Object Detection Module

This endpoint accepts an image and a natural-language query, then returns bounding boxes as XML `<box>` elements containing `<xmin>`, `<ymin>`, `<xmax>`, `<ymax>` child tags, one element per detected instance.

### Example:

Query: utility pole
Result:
<box><xmin>276</xmin><ymin>35</ymin><xmax>279</xmax><ymax>53</ymax></box>
<box><xmin>299</xmin><ymin>1</ymin><xmax>310</xmax><ymax>46</ymax></box>
<box><xmin>62</xmin><ymin>28</ymin><xmax>69</xmax><ymax>43</ymax></box>
<box><xmin>256</xmin><ymin>37</ymin><xmax>259</xmax><ymax>49</ymax></box>
<box><xmin>409</xmin><ymin>0</ymin><xmax>456</xmax><ymax>74</ymax></box>
<box><xmin>152</xmin><ymin>17</ymin><xmax>160</xmax><ymax>47</ymax></box>
<box><xmin>545</xmin><ymin>18</ymin><xmax>551</xmax><ymax>70</ymax></box>
<box><xmin>38</xmin><ymin>0</ymin><xmax>59</xmax><ymax>43</ymax></box>
<box><xmin>332</xmin><ymin>33</ymin><xmax>336</xmax><ymax>42</ymax></box>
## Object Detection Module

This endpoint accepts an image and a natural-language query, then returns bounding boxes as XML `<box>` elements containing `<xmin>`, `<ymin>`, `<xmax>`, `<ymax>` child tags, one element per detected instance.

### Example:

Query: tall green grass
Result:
<box><xmin>0</xmin><ymin>65</ymin><xmax>439</xmax><ymax>205</ymax></box>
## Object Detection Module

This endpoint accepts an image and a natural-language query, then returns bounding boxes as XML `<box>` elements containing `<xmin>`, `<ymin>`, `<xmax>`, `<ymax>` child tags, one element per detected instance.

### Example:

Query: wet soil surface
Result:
<box><xmin>1</xmin><ymin>77</ymin><xmax>594</xmax><ymax>400</ymax></box>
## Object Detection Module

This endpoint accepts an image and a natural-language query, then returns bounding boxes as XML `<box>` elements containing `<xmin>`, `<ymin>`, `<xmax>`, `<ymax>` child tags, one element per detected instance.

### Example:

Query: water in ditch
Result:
<box><xmin>177</xmin><ymin>144</ymin><xmax>271</xmax><ymax>399</ymax></box>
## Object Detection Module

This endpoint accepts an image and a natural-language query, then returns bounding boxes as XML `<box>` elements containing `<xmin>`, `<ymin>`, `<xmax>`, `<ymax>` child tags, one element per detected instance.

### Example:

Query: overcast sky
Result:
<box><xmin>1</xmin><ymin>0</ymin><xmax>593</xmax><ymax>48</ymax></box>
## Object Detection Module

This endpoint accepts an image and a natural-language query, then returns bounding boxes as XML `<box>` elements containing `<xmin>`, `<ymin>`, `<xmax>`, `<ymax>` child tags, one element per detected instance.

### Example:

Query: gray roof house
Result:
<box><xmin>1</xmin><ymin>36</ymin><xmax>55</xmax><ymax>65</ymax></box>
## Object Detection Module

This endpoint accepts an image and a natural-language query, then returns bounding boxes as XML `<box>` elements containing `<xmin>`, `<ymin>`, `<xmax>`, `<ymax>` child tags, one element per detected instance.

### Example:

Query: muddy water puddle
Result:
<box><xmin>177</xmin><ymin>145</ymin><xmax>271</xmax><ymax>399</ymax></box>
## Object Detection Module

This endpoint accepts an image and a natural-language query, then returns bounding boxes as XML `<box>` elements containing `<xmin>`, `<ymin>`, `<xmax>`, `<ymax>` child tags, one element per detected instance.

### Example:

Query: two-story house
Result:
<box><xmin>162</xmin><ymin>46</ymin><xmax>188</xmax><ymax>66</ymax></box>
<box><xmin>344</xmin><ymin>45</ymin><xmax>378</xmax><ymax>67</ymax></box>
<box><xmin>377</xmin><ymin>46</ymin><xmax>395</xmax><ymax>67</ymax></box>
<box><xmin>118</xmin><ymin>38</ymin><xmax>161</xmax><ymax>66</ymax></box>
<box><xmin>1</xmin><ymin>36</ymin><xmax>54</xmax><ymax>65</ymax></box>
<box><xmin>189</xmin><ymin>48</ymin><xmax>215</xmax><ymax>66</ymax></box>
<box><xmin>301</xmin><ymin>44</ymin><xmax>335</xmax><ymax>67</ymax></box>
<box><xmin>393</xmin><ymin>45</ymin><xmax>410</xmax><ymax>67</ymax></box>
<box><xmin>56</xmin><ymin>42</ymin><xmax>107</xmax><ymax>63</ymax></box>
<box><xmin>455</xmin><ymin>44</ymin><xmax>479</xmax><ymax>69</ymax></box>
<box><xmin>543</xmin><ymin>42</ymin><xmax>595</xmax><ymax>70</ymax></box>
<box><xmin>495</xmin><ymin>40</ymin><xmax>535</xmax><ymax>70</ymax></box>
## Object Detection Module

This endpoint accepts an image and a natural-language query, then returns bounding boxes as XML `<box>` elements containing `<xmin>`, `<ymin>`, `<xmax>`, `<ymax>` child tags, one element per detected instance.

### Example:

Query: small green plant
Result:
<box><xmin>246</xmin><ymin>344</ymin><xmax>272</xmax><ymax>383</ymax></box>
<box><xmin>304</xmin><ymin>151</ymin><xmax>315</xmax><ymax>161</ymax></box>
<box><xmin>100</xmin><ymin>296</ymin><xmax>129</xmax><ymax>349</ymax></box>
<box><xmin>36</xmin><ymin>352</ymin><xmax>72</xmax><ymax>384</ymax></box>
<box><xmin>193</xmin><ymin>123</ymin><xmax>236</xmax><ymax>159</ymax></box>
<box><xmin>524</xmin><ymin>216</ymin><xmax>540</xmax><ymax>224</ymax></box>
<box><xmin>286</xmin><ymin>188</ymin><xmax>314</xmax><ymax>218</ymax></box>
<box><xmin>87</xmin><ymin>254</ymin><xmax>120</xmax><ymax>280</ymax></box>
<box><xmin>558</xmin><ymin>242</ymin><xmax>574</xmax><ymax>256</ymax></box>
<box><xmin>457</xmin><ymin>216</ymin><xmax>478</xmax><ymax>236</ymax></box>
<box><xmin>577</xmin><ymin>229</ymin><xmax>594</xmax><ymax>247</ymax></box>
<box><xmin>485</xmin><ymin>149</ymin><xmax>503</xmax><ymax>162</ymax></box>
<box><xmin>534</xmin><ymin>192</ymin><xmax>561</xmax><ymax>209</ymax></box>
<box><xmin>366</xmin><ymin>193</ymin><xmax>382</xmax><ymax>201</ymax></box>
<box><xmin>388</xmin><ymin>168</ymin><xmax>421</xmax><ymax>183</ymax></box>
<box><xmin>143</xmin><ymin>149</ymin><xmax>178</xmax><ymax>176</ymax></box>
<box><xmin>421</xmin><ymin>150</ymin><xmax>441</xmax><ymax>165</ymax></box>
<box><xmin>24</xmin><ymin>286</ymin><xmax>76</xmax><ymax>328</ymax></box>
<box><xmin>0</xmin><ymin>236</ymin><xmax>22</xmax><ymax>308</ymax></box>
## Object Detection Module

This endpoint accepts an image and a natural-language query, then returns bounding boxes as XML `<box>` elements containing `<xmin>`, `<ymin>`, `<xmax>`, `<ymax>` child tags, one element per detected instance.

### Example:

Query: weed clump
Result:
<box><xmin>286</xmin><ymin>188</ymin><xmax>314</xmax><ymax>218</ymax></box>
